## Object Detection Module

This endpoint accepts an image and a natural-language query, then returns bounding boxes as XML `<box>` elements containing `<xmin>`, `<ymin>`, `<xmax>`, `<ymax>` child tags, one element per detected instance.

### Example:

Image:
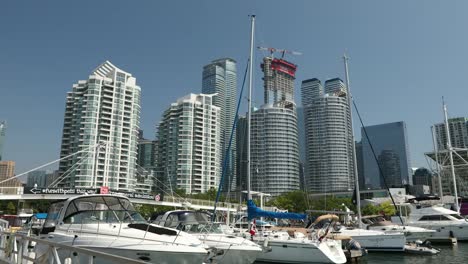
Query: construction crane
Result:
<box><xmin>257</xmin><ymin>46</ymin><xmax>302</xmax><ymax>60</ymax></box>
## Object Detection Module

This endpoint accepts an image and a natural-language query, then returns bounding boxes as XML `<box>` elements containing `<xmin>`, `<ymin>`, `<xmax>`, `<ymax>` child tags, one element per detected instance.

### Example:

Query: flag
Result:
<box><xmin>249</xmin><ymin>219</ymin><xmax>257</xmax><ymax>236</ymax></box>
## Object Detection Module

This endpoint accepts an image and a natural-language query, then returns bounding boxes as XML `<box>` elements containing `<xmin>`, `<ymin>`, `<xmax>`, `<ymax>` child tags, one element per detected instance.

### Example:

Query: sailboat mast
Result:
<box><xmin>247</xmin><ymin>15</ymin><xmax>255</xmax><ymax>201</ymax></box>
<box><xmin>431</xmin><ymin>125</ymin><xmax>443</xmax><ymax>197</ymax></box>
<box><xmin>343</xmin><ymin>54</ymin><xmax>362</xmax><ymax>228</ymax></box>
<box><xmin>443</xmin><ymin>99</ymin><xmax>459</xmax><ymax>211</ymax></box>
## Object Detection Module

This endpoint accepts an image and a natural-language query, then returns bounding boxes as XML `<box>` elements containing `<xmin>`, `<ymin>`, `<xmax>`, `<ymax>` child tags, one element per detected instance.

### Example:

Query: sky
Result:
<box><xmin>1</xmin><ymin>0</ymin><xmax>468</xmax><ymax>174</ymax></box>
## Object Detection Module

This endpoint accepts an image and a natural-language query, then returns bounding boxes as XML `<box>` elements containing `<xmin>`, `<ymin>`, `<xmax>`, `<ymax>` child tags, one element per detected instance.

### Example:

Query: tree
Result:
<box><xmin>361</xmin><ymin>202</ymin><xmax>396</xmax><ymax>216</ymax></box>
<box><xmin>267</xmin><ymin>191</ymin><xmax>309</xmax><ymax>213</ymax></box>
<box><xmin>6</xmin><ymin>202</ymin><xmax>16</xmax><ymax>214</ymax></box>
<box><xmin>377</xmin><ymin>201</ymin><xmax>396</xmax><ymax>216</ymax></box>
<box><xmin>362</xmin><ymin>204</ymin><xmax>379</xmax><ymax>216</ymax></box>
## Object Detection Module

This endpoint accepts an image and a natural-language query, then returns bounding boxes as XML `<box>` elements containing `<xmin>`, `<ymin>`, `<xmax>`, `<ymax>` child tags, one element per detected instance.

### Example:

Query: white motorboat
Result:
<box><xmin>238</xmin><ymin>228</ymin><xmax>345</xmax><ymax>264</ymax></box>
<box><xmin>404</xmin><ymin>241</ymin><xmax>440</xmax><ymax>255</ymax></box>
<box><xmin>312</xmin><ymin>214</ymin><xmax>406</xmax><ymax>252</ymax></box>
<box><xmin>35</xmin><ymin>195</ymin><xmax>209</xmax><ymax>264</ymax></box>
<box><xmin>153</xmin><ymin>210</ymin><xmax>262</xmax><ymax>264</ymax></box>
<box><xmin>361</xmin><ymin>215</ymin><xmax>436</xmax><ymax>242</ymax></box>
<box><xmin>331</xmin><ymin>227</ymin><xmax>406</xmax><ymax>252</ymax></box>
<box><xmin>392</xmin><ymin>202</ymin><xmax>468</xmax><ymax>241</ymax></box>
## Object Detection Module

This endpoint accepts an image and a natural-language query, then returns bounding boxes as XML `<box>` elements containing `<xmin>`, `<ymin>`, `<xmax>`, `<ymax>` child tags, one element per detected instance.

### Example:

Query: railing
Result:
<box><xmin>0</xmin><ymin>230</ymin><xmax>147</xmax><ymax>264</ymax></box>
<box><xmin>164</xmin><ymin>195</ymin><xmax>242</xmax><ymax>209</ymax></box>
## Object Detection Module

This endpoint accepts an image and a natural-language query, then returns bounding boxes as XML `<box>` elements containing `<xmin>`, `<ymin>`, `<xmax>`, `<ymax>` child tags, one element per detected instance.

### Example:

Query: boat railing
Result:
<box><xmin>0</xmin><ymin>230</ymin><xmax>147</xmax><ymax>264</ymax></box>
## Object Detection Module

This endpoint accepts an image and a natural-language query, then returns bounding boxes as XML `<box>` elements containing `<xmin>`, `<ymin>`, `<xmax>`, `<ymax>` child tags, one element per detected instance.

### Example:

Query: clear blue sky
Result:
<box><xmin>1</xmin><ymin>0</ymin><xmax>467</xmax><ymax>174</ymax></box>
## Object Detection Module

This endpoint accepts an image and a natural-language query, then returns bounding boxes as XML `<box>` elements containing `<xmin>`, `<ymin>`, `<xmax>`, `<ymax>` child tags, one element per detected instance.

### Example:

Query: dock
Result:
<box><xmin>427</xmin><ymin>237</ymin><xmax>458</xmax><ymax>245</ymax></box>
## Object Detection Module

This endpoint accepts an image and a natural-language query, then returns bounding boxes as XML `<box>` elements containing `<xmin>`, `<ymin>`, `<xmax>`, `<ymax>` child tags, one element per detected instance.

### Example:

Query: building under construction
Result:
<box><xmin>249</xmin><ymin>54</ymin><xmax>300</xmax><ymax>197</ymax></box>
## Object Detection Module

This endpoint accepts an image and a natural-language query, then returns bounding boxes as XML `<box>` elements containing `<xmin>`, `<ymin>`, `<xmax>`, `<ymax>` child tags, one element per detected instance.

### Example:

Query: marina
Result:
<box><xmin>2</xmin><ymin>1</ymin><xmax>468</xmax><ymax>264</ymax></box>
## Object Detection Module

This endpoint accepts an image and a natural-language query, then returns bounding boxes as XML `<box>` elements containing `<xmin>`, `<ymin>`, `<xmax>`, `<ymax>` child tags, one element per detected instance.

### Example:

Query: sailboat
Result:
<box><xmin>328</xmin><ymin>55</ymin><xmax>407</xmax><ymax>252</ymax></box>
<box><xmin>237</xmin><ymin>15</ymin><xmax>346</xmax><ymax>264</ymax></box>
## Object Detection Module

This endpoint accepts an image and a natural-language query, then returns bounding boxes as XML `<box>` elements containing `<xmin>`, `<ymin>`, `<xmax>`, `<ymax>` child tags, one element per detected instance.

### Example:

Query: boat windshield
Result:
<box><xmin>184</xmin><ymin>223</ymin><xmax>224</xmax><ymax>234</ymax></box>
<box><xmin>450</xmin><ymin>214</ymin><xmax>464</xmax><ymax>220</ymax></box>
<box><xmin>160</xmin><ymin>211</ymin><xmax>223</xmax><ymax>234</ymax></box>
<box><xmin>62</xmin><ymin>196</ymin><xmax>146</xmax><ymax>224</ymax></box>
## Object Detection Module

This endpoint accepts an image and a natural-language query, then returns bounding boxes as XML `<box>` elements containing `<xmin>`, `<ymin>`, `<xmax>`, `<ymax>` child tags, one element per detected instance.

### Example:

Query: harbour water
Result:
<box><xmin>254</xmin><ymin>243</ymin><xmax>468</xmax><ymax>264</ymax></box>
<box><xmin>363</xmin><ymin>243</ymin><xmax>468</xmax><ymax>264</ymax></box>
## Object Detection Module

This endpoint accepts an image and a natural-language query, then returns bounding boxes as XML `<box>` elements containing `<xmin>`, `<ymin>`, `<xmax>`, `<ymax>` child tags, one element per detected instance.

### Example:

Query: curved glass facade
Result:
<box><xmin>251</xmin><ymin>105</ymin><xmax>300</xmax><ymax>196</ymax></box>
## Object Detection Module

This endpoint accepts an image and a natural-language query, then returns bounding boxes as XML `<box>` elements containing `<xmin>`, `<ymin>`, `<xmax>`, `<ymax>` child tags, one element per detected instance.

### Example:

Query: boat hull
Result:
<box><xmin>35</xmin><ymin>231</ymin><xmax>208</xmax><ymax>264</ymax></box>
<box><xmin>255</xmin><ymin>239</ymin><xmax>346</xmax><ymax>264</ymax></box>
<box><xmin>333</xmin><ymin>230</ymin><xmax>406</xmax><ymax>252</ymax></box>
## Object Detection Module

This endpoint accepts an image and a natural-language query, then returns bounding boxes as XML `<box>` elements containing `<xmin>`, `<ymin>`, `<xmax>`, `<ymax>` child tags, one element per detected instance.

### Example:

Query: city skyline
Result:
<box><xmin>2</xmin><ymin>1</ymin><xmax>468</xmax><ymax>175</ymax></box>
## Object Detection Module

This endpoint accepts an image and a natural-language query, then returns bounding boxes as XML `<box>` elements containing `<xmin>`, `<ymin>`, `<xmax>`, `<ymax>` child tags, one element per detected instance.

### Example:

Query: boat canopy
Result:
<box><xmin>247</xmin><ymin>200</ymin><xmax>307</xmax><ymax>220</ymax></box>
<box><xmin>313</xmin><ymin>214</ymin><xmax>339</xmax><ymax>224</ymax></box>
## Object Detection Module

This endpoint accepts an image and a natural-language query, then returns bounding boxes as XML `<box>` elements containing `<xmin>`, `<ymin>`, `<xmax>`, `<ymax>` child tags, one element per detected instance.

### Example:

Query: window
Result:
<box><xmin>418</xmin><ymin>215</ymin><xmax>451</xmax><ymax>221</ymax></box>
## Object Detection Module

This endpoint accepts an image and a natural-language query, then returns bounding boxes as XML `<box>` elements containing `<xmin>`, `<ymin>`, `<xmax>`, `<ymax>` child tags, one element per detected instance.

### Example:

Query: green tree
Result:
<box><xmin>361</xmin><ymin>202</ymin><xmax>396</xmax><ymax>216</ymax></box>
<box><xmin>267</xmin><ymin>191</ymin><xmax>309</xmax><ymax>213</ymax></box>
<box><xmin>6</xmin><ymin>202</ymin><xmax>16</xmax><ymax>214</ymax></box>
<box><xmin>377</xmin><ymin>201</ymin><xmax>396</xmax><ymax>216</ymax></box>
<box><xmin>362</xmin><ymin>204</ymin><xmax>379</xmax><ymax>216</ymax></box>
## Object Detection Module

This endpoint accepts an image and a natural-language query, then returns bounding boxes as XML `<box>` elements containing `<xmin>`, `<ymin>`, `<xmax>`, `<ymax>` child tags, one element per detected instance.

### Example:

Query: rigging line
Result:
<box><xmin>134</xmin><ymin>163</ymin><xmax>189</xmax><ymax>202</ymax></box>
<box><xmin>213</xmin><ymin>58</ymin><xmax>250</xmax><ymax>220</ymax></box>
<box><xmin>50</xmin><ymin>150</ymin><xmax>95</xmax><ymax>188</ymax></box>
<box><xmin>48</xmin><ymin>152</ymin><xmax>93</xmax><ymax>188</ymax></box>
<box><xmin>0</xmin><ymin>143</ymin><xmax>99</xmax><ymax>185</ymax></box>
<box><xmin>351</xmin><ymin>99</ymin><xmax>405</xmax><ymax>226</ymax></box>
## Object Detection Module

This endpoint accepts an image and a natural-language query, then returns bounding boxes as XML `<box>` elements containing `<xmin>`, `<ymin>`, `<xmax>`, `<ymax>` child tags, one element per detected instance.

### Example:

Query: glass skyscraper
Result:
<box><xmin>58</xmin><ymin>61</ymin><xmax>141</xmax><ymax>191</ymax></box>
<box><xmin>361</xmin><ymin>121</ymin><xmax>411</xmax><ymax>188</ymax></box>
<box><xmin>202</xmin><ymin>58</ymin><xmax>237</xmax><ymax>192</ymax></box>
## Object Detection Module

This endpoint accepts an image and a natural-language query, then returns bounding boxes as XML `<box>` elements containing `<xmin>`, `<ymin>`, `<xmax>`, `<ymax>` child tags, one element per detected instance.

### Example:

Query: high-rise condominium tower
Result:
<box><xmin>427</xmin><ymin>117</ymin><xmax>468</xmax><ymax>196</ymax></box>
<box><xmin>157</xmin><ymin>94</ymin><xmax>221</xmax><ymax>194</ymax></box>
<box><xmin>250</xmin><ymin>57</ymin><xmax>300</xmax><ymax>197</ymax></box>
<box><xmin>0</xmin><ymin>121</ymin><xmax>5</xmax><ymax>161</ymax></box>
<box><xmin>58</xmin><ymin>61</ymin><xmax>141</xmax><ymax>191</ymax></box>
<box><xmin>202</xmin><ymin>58</ymin><xmax>237</xmax><ymax>192</ymax></box>
<box><xmin>301</xmin><ymin>78</ymin><xmax>355</xmax><ymax>193</ymax></box>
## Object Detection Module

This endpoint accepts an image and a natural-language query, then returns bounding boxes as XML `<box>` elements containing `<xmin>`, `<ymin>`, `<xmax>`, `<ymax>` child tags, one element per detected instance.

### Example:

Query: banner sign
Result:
<box><xmin>24</xmin><ymin>187</ymin><xmax>163</xmax><ymax>202</ymax></box>
<box><xmin>24</xmin><ymin>187</ymin><xmax>98</xmax><ymax>195</ymax></box>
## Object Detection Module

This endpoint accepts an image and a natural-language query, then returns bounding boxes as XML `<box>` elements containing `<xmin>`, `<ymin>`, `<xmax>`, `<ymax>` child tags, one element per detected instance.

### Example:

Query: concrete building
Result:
<box><xmin>157</xmin><ymin>93</ymin><xmax>221</xmax><ymax>194</ymax></box>
<box><xmin>426</xmin><ymin>117</ymin><xmax>468</xmax><ymax>196</ymax></box>
<box><xmin>235</xmin><ymin>116</ymin><xmax>248</xmax><ymax>194</ymax></box>
<box><xmin>58</xmin><ymin>61</ymin><xmax>141</xmax><ymax>191</ymax></box>
<box><xmin>0</xmin><ymin>121</ymin><xmax>5</xmax><ymax>161</ymax></box>
<box><xmin>0</xmin><ymin>161</ymin><xmax>22</xmax><ymax>194</ymax></box>
<box><xmin>26</xmin><ymin>170</ymin><xmax>47</xmax><ymax>187</ymax></box>
<box><xmin>434</xmin><ymin>117</ymin><xmax>468</xmax><ymax>151</ymax></box>
<box><xmin>355</xmin><ymin>141</ymin><xmax>366</xmax><ymax>189</ymax></box>
<box><xmin>361</xmin><ymin>121</ymin><xmax>411</xmax><ymax>189</ymax></box>
<box><xmin>249</xmin><ymin>57</ymin><xmax>300</xmax><ymax>197</ymax></box>
<box><xmin>135</xmin><ymin>131</ymin><xmax>158</xmax><ymax>193</ymax></box>
<box><xmin>202</xmin><ymin>58</ymin><xmax>237</xmax><ymax>192</ymax></box>
<box><xmin>301</xmin><ymin>78</ymin><xmax>355</xmax><ymax>193</ymax></box>
<box><xmin>413</xmin><ymin>167</ymin><xmax>432</xmax><ymax>186</ymax></box>
<box><xmin>297</xmin><ymin>106</ymin><xmax>307</xmax><ymax>191</ymax></box>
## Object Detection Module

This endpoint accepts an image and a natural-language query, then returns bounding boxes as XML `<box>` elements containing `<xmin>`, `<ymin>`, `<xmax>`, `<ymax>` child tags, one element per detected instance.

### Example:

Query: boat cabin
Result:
<box><xmin>41</xmin><ymin>195</ymin><xmax>146</xmax><ymax>234</ymax></box>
